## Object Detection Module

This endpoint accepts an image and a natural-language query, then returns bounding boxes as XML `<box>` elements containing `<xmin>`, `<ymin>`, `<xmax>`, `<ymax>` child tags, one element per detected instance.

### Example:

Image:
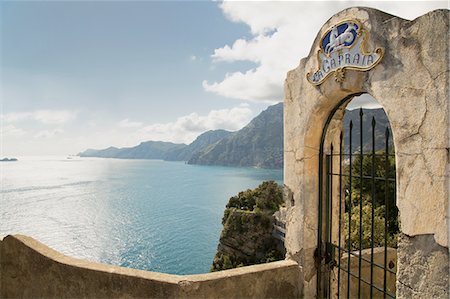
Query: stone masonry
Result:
<box><xmin>284</xmin><ymin>7</ymin><xmax>449</xmax><ymax>298</ymax></box>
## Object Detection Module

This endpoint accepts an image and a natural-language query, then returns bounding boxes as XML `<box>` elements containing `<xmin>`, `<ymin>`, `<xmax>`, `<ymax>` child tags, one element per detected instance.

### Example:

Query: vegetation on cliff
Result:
<box><xmin>211</xmin><ymin>181</ymin><xmax>285</xmax><ymax>272</ymax></box>
<box><xmin>164</xmin><ymin>129</ymin><xmax>232</xmax><ymax>161</ymax></box>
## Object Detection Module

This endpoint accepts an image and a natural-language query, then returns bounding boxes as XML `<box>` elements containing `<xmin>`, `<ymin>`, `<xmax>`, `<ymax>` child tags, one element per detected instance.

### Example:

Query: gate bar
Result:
<box><xmin>337</xmin><ymin>132</ymin><xmax>343</xmax><ymax>298</ymax></box>
<box><xmin>325</xmin><ymin>152</ymin><xmax>331</xmax><ymax>298</ymax></box>
<box><xmin>347</xmin><ymin>120</ymin><xmax>353</xmax><ymax>298</ymax></box>
<box><xmin>358</xmin><ymin>108</ymin><xmax>363</xmax><ymax>298</ymax></box>
<box><xmin>383</xmin><ymin>128</ymin><xmax>390</xmax><ymax>299</ymax></box>
<box><xmin>329</xmin><ymin>173</ymin><xmax>395</xmax><ymax>182</ymax></box>
<box><xmin>328</xmin><ymin>143</ymin><xmax>334</xmax><ymax>299</ymax></box>
<box><xmin>370</xmin><ymin>117</ymin><xmax>376</xmax><ymax>298</ymax></box>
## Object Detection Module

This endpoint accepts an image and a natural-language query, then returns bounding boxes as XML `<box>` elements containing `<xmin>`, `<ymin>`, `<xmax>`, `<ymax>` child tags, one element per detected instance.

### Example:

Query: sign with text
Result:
<box><xmin>307</xmin><ymin>20</ymin><xmax>384</xmax><ymax>85</ymax></box>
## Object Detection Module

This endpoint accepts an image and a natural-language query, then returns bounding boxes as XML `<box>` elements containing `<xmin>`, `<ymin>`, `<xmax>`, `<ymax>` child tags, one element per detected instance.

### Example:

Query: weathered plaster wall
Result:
<box><xmin>0</xmin><ymin>235</ymin><xmax>302</xmax><ymax>299</ymax></box>
<box><xmin>284</xmin><ymin>7</ymin><xmax>449</xmax><ymax>298</ymax></box>
<box><xmin>396</xmin><ymin>233</ymin><xmax>449</xmax><ymax>298</ymax></box>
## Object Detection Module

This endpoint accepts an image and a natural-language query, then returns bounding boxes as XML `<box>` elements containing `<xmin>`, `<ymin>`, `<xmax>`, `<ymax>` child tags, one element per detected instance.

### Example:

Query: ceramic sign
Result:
<box><xmin>307</xmin><ymin>20</ymin><xmax>384</xmax><ymax>85</ymax></box>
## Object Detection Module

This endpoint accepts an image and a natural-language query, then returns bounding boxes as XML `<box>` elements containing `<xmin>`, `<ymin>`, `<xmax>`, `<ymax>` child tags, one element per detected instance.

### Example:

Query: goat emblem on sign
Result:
<box><xmin>307</xmin><ymin>20</ymin><xmax>384</xmax><ymax>85</ymax></box>
<box><xmin>324</xmin><ymin>22</ymin><xmax>358</xmax><ymax>54</ymax></box>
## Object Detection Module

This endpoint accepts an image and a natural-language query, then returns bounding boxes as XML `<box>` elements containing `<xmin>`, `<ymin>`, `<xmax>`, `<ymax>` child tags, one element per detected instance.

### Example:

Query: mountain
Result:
<box><xmin>78</xmin><ymin>104</ymin><xmax>283</xmax><ymax>168</ymax></box>
<box><xmin>79</xmin><ymin>146</ymin><xmax>122</xmax><ymax>158</ymax></box>
<box><xmin>343</xmin><ymin>108</ymin><xmax>391</xmax><ymax>154</ymax></box>
<box><xmin>79</xmin><ymin>141</ymin><xmax>186</xmax><ymax>160</ymax></box>
<box><xmin>78</xmin><ymin>130</ymin><xmax>231</xmax><ymax>161</ymax></box>
<box><xmin>164</xmin><ymin>130</ymin><xmax>232</xmax><ymax>161</ymax></box>
<box><xmin>188</xmin><ymin>103</ymin><xmax>284</xmax><ymax>169</ymax></box>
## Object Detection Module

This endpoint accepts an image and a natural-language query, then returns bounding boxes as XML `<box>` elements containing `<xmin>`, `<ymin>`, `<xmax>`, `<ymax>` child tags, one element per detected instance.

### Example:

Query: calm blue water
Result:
<box><xmin>0</xmin><ymin>156</ymin><xmax>282</xmax><ymax>275</ymax></box>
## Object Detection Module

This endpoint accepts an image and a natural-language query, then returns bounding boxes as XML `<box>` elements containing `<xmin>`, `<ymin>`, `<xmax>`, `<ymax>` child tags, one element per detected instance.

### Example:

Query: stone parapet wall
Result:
<box><xmin>0</xmin><ymin>235</ymin><xmax>302</xmax><ymax>298</ymax></box>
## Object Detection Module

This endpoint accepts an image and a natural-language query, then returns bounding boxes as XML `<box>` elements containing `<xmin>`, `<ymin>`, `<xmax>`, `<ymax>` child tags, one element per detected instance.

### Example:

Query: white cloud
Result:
<box><xmin>203</xmin><ymin>67</ymin><xmax>283</xmax><ymax>102</ymax></box>
<box><xmin>204</xmin><ymin>1</ymin><xmax>447</xmax><ymax>102</ymax></box>
<box><xmin>34</xmin><ymin>129</ymin><xmax>64</xmax><ymax>139</ymax></box>
<box><xmin>136</xmin><ymin>106</ymin><xmax>253</xmax><ymax>144</ymax></box>
<box><xmin>1</xmin><ymin>124</ymin><xmax>27</xmax><ymax>137</ymax></box>
<box><xmin>118</xmin><ymin>118</ymin><xmax>143</xmax><ymax>128</ymax></box>
<box><xmin>2</xmin><ymin>110</ymin><xmax>76</xmax><ymax>125</ymax></box>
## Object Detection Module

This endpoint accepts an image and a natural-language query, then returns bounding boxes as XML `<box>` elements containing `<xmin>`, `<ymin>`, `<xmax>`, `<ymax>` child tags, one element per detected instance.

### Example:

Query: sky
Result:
<box><xmin>1</xmin><ymin>1</ymin><xmax>447</xmax><ymax>156</ymax></box>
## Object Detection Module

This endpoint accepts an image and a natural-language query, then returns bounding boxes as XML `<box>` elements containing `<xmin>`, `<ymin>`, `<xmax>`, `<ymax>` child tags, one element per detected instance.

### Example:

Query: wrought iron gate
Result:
<box><xmin>317</xmin><ymin>107</ymin><xmax>398</xmax><ymax>298</ymax></box>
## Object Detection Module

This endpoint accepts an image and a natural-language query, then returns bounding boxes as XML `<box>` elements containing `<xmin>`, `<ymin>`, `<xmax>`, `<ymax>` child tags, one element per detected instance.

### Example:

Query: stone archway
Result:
<box><xmin>283</xmin><ymin>7</ymin><xmax>449</xmax><ymax>298</ymax></box>
<box><xmin>317</xmin><ymin>93</ymin><xmax>398</xmax><ymax>298</ymax></box>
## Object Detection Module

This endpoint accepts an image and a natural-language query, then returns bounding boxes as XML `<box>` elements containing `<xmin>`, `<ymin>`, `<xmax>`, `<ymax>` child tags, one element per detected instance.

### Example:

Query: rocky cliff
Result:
<box><xmin>211</xmin><ymin>181</ymin><xmax>285</xmax><ymax>272</ymax></box>
<box><xmin>189</xmin><ymin>103</ymin><xmax>283</xmax><ymax>169</ymax></box>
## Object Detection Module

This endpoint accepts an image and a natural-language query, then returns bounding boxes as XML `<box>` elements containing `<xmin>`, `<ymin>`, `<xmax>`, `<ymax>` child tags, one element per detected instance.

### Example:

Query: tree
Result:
<box><xmin>255</xmin><ymin>181</ymin><xmax>284</xmax><ymax>212</ymax></box>
<box><xmin>343</xmin><ymin>200</ymin><xmax>398</xmax><ymax>250</ymax></box>
<box><xmin>342</xmin><ymin>151</ymin><xmax>399</xmax><ymax>249</ymax></box>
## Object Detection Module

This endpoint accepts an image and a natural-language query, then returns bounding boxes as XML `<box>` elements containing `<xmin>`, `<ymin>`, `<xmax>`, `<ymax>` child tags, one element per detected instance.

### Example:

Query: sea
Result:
<box><xmin>0</xmin><ymin>156</ymin><xmax>283</xmax><ymax>275</ymax></box>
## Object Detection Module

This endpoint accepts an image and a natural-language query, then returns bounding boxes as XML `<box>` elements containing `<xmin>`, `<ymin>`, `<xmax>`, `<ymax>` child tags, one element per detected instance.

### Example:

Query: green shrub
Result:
<box><xmin>224</xmin><ymin>181</ymin><xmax>283</xmax><ymax>213</ymax></box>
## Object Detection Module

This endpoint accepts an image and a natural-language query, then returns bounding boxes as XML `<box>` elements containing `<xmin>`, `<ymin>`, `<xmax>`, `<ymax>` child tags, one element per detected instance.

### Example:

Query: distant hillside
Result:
<box><xmin>79</xmin><ymin>141</ymin><xmax>186</xmax><ymax>160</ymax></box>
<box><xmin>79</xmin><ymin>146</ymin><xmax>122</xmax><ymax>158</ymax></box>
<box><xmin>79</xmin><ymin>104</ymin><xmax>283</xmax><ymax>168</ymax></box>
<box><xmin>165</xmin><ymin>130</ymin><xmax>232</xmax><ymax>161</ymax></box>
<box><xmin>78</xmin><ymin>130</ymin><xmax>231</xmax><ymax>161</ymax></box>
<box><xmin>188</xmin><ymin>103</ymin><xmax>283</xmax><ymax>169</ymax></box>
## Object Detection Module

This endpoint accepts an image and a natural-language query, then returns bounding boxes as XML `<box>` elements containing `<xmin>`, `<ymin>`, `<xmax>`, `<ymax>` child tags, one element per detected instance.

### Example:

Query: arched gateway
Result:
<box><xmin>283</xmin><ymin>7</ymin><xmax>449</xmax><ymax>298</ymax></box>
